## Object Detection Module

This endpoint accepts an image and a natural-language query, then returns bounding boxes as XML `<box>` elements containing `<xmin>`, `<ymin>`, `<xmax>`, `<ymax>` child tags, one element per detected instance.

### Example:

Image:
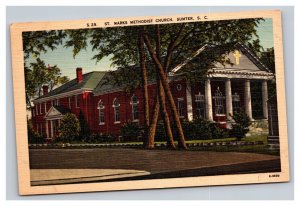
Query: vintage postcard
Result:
<box><xmin>10</xmin><ymin>10</ymin><xmax>289</xmax><ymax>195</ymax></box>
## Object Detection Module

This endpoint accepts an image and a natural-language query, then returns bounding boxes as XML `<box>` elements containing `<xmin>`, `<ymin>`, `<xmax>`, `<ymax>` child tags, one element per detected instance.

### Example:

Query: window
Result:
<box><xmin>232</xmin><ymin>92</ymin><xmax>241</xmax><ymax>114</ymax></box>
<box><xmin>39</xmin><ymin>104</ymin><xmax>42</xmax><ymax>114</ymax></box>
<box><xmin>75</xmin><ymin>95</ymin><xmax>79</xmax><ymax>108</ymax></box>
<box><xmin>130</xmin><ymin>95</ymin><xmax>139</xmax><ymax>121</ymax></box>
<box><xmin>98</xmin><ymin>100</ymin><xmax>105</xmax><ymax>125</ymax></box>
<box><xmin>177</xmin><ymin>98</ymin><xmax>185</xmax><ymax>118</ymax></box>
<box><xmin>44</xmin><ymin>102</ymin><xmax>47</xmax><ymax>113</ymax></box>
<box><xmin>112</xmin><ymin>98</ymin><xmax>120</xmax><ymax>123</ymax></box>
<box><xmin>51</xmin><ymin>99</ymin><xmax>59</xmax><ymax>106</ymax></box>
<box><xmin>36</xmin><ymin>105</ymin><xmax>38</xmax><ymax>115</ymax></box>
<box><xmin>32</xmin><ymin>109</ymin><xmax>35</xmax><ymax>117</ymax></box>
<box><xmin>213</xmin><ymin>87</ymin><xmax>225</xmax><ymax>115</ymax></box>
<box><xmin>195</xmin><ymin>92</ymin><xmax>206</xmax><ymax>118</ymax></box>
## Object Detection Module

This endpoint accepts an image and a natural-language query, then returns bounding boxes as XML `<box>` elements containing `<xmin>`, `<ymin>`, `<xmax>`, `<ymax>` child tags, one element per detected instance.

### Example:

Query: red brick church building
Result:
<box><xmin>31</xmin><ymin>44</ymin><xmax>274</xmax><ymax>141</ymax></box>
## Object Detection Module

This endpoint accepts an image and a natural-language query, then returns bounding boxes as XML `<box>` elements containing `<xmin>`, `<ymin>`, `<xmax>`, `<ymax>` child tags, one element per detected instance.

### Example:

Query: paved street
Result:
<box><xmin>29</xmin><ymin>148</ymin><xmax>281</xmax><ymax>185</ymax></box>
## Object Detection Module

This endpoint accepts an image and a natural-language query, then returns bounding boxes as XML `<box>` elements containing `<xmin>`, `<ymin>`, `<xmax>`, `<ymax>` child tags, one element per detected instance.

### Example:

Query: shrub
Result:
<box><xmin>84</xmin><ymin>133</ymin><xmax>114</xmax><ymax>143</ymax></box>
<box><xmin>155</xmin><ymin>120</ymin><xmax>167</xmax><ymax>141</ymax></box>
<box><xmin>229</xmin><ymin>112</ymin><xmax>251</xmax><ymax>140</ymax></box>
<box><xmin>58</xmin><ymin>113</ymin><xmax>80</xmax><ymax>142</ymax></box>
<box><xmin>209</xmin><ymin>123</ymin><xmax>229</xmax><ymax>139</ymax></box>
<box><xmin>79</xmin><ymin>110</ymin><xmax>90</xmax><ymax>138</ymax></box>
<box><xmin>192</xmin><ymin>118</ymin><xmax>214</xmax><ymax>140</ymax></box>
<box><xmin>120</xmin><ymin>120</ymin><xmax>142</xmax><ymax>142</ymax></box>
<box><xmin>27</xmin><ymin>122</ymin><xmax>45</xmax><ymax>144</ymax></box>
<box><xmin>162</xmin><ymin>118</ymin><xmax>228</xmax><ymax>141</ymax></box>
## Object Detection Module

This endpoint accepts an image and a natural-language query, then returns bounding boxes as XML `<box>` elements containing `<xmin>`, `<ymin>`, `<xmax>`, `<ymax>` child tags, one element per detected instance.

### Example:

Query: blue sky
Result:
<box><xmin>29</xmin><ymin>18</ymin><xmax>274</xmax><ymax>80</ymax></box>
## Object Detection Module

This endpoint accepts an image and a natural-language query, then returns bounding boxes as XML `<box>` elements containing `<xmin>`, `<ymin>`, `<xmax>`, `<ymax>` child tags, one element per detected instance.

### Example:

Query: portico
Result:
<box><xmin>200</xmin><ymin>77</ymin><xmax>271</xmax><ymax>124</ymax></box>
<box><xmin>44</xmin><ymin>106</ymin><xmax>69</xmax><ymax>139</ymax></box>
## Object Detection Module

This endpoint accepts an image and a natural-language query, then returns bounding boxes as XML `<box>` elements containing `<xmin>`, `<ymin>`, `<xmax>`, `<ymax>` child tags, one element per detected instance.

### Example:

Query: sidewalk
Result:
<box><xmin>31</xmin><ymin>169</ymin><xmax>150</xmax><ymax>186</ymax></box>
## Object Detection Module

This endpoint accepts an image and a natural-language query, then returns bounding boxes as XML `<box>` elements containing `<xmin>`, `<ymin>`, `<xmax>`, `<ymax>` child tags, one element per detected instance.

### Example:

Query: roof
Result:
<box><xmin>170</xmin><ymin>43</ymin><xmax>273</xmax><ymax>76</ymax></box>
<box><xmin>35</xmin><ymin>71</ymin><xmax>107</xmax><ymax>100</ymax></box>
<box><xmin>93</xmin><ymin>67</ymin><xmax>156</xmax><ymax>95</ymax></box>
<box><xmin>53</xmin><ymin>105</ymin><xmax>71</xmax><ymax>115</ymax></box>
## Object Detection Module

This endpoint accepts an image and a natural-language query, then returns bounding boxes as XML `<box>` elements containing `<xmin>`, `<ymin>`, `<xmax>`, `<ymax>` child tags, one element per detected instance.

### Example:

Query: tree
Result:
<box><xmin>23</xmin><ymin>31</ymin><xmax>69</xmax><ymax>107</ymax></box>
<box><xmin>229</xmin><ymin>112</ymin><xmax>251</xmax><ymax>141</ymax></box>
<box><xmin>23</xmin><ymin>30</ymin><xmax>66</xmax><ymax>60</ymax></box>
<box><xmin>29</xmin><ymin>58</ymin><xmax>49</xmax><ymax>97</ymax></box>
<box><xmin>25</xmin><ymin>58</ymin><xmax>69</xmax><ymax>102</ymax></box>
<box><xmin>59</xmin><ymin>113</ymin><xmax>80</xmax><ymax>141</ymax></box>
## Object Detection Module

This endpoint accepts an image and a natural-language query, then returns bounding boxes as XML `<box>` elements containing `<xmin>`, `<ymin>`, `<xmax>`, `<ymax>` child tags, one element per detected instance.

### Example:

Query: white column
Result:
<box><xmin>186</xmin><ymin>83</ymin><xmax>193</xmax><ymax>121</ymax></box>
<box><xmin>262</xmin><ymin>80</ymin><xmax>268</xmax><ymax>119</ymax></box>
<box><xmin>50</xmin><ymin>120</ymin><xmax>53</xmax><ymax>139</ymax></box>
<box><xmin>244</xmin><ymin>79</ymin><xmax>253</xmax><ymax>120</ymax></box>
<box><xmin>205</xmin><ymin>79</ymin><xmax>213</xmax><ymax>121</ymax></box>
<box><xmin>225</xmin><ymin>78</ymin><xmax>233</xmax><ymax>120</ymax></box>
<box><xmin>46</xmin><ymin>120</ymin><xmax>49</xmax><ymax>138</ymax></box>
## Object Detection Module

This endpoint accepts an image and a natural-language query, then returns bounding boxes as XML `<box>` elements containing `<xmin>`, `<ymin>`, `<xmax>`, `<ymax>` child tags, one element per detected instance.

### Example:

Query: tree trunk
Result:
<box><xmin>147</xmin><ymin>96</ymin><xmax>160</xmax><ymax>149</ymax></box>
<box><xmin>154</xmin><ymin>25</ymin><xmax>176</xmax><ymax>149</ymax></box>
<box><xmin>137</xmin><ymin>31</ymin><xmax>150</xmax><ymax>147</ymax></box>
<box><xmin>157</xmin><ymin>76</ymin><xmax>176</xmax><ymax>149</ymax></box>
<box><xmin>143</xmin><ymin>34</ymin><xmax>187</xmax><ymax>149</ymax></box>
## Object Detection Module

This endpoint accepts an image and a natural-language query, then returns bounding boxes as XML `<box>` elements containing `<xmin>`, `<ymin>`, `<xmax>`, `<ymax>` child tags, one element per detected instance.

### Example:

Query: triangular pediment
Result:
<box><xmin>45</xmin><ymin>106</ymin><xmax>63</xmax><ymax>119</ymax></box>
<box><xmin>169</xmin><ymin>43</ymin><xmax>271</xmax><ymax>76</ymax></box>
<box><xmin>214</xmin><ymin>49</ymin><xmax>264</xmax><ymax>72</ymax></box>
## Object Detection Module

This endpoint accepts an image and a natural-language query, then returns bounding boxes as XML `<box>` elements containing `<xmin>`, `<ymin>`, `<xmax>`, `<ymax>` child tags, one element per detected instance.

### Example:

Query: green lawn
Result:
<box><xmin>186</xmin><ymin>134</ymin><xmax>268</xmax><ymax>144</ymax></box>
<box><xmin>52</xmin><ymin>134</ymin><xmax>268</xmax><ymax>145</ymax></box>
<box><xmin>40</xmin><ymin>134</ymin><xmax>279</xmax><ymax>156</ymax></box>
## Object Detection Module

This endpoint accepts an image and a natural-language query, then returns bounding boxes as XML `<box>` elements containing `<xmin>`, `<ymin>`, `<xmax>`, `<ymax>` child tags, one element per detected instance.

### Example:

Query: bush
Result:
<box><xmin>58</xmin><ymin>113</ymin><xmax>80</xmax><ymax>142</ymax></box>
<box><xmin>83</xmin><ymin>133</ymin><xmax>115</xmax><ymax>143</ymax></box>
<box><xmin>27</xmin><ymin>122</ymin><xmax>45</xmax><ymax>144</ymax></box>
<box><xmin>120</xmin><ymin>120</ymin><xmax>142</xmax><ymax>142</ymax></box>
<box><xmin>229</xmin><ymin>112</ymin><xmax>251</xmax><ymax>140</ymax></box>
<box><xmin>209</xmin><ymin>123</ymin><xmax>229</xmax><ymax>139</ymax></box>
<box><xmin>155</xmin><ymin>120</ymin><xmax>167</xmax><ymax>141</ymax></box>
<box><xmin>155</xmin><ymin>118</ymin><xmax>228</xmax><ymax>141</ymax></box>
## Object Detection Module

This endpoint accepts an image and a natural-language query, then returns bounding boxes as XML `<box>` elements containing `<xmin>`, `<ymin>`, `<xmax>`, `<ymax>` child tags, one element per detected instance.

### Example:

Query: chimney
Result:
<box><xmin>76</xmin><ymin>67</ymin><xmax>83</xmax><ymax>83</ymax></box>
<box><xmin>42</xmin><ymin>85</ymin><xmax>48</xmax><ymax>95</ymax></box>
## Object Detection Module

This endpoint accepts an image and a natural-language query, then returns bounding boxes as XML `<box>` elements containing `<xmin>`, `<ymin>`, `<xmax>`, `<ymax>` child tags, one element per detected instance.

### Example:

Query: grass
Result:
<box><xmin>46</xmin><ymin>134</ymin><xmax>268</xmax><ymax>145</ymax></box>
<box><xmin>35</xmin><ymin>134</ymin><xmax>279</xmax><ymax>156</ymax></box>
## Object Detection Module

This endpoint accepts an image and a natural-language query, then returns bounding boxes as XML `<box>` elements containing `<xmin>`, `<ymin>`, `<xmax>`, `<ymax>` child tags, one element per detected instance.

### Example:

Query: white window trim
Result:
<box><xmin>177</xmin><ymin>98</ymin><xmax>185</xmax><ymax>118</ymax></box>
<box><xmin>97</xmin><ymin>100</ymin><xmax>105</xmax><ymax>125</ymax></box>
<box><xmin>195</xmin><ymin>92</ymin><xmax>206</xmax><ymax>118</ymax></box>
<box><xmin>130</xmin><ymin>94</ymin><xmax>139</xmax><ymax>122</ymax></box>
<box><xmin>112</xmin><ymin>98</ymin><xmax>120</xmax><ymax>124</ymax></box>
